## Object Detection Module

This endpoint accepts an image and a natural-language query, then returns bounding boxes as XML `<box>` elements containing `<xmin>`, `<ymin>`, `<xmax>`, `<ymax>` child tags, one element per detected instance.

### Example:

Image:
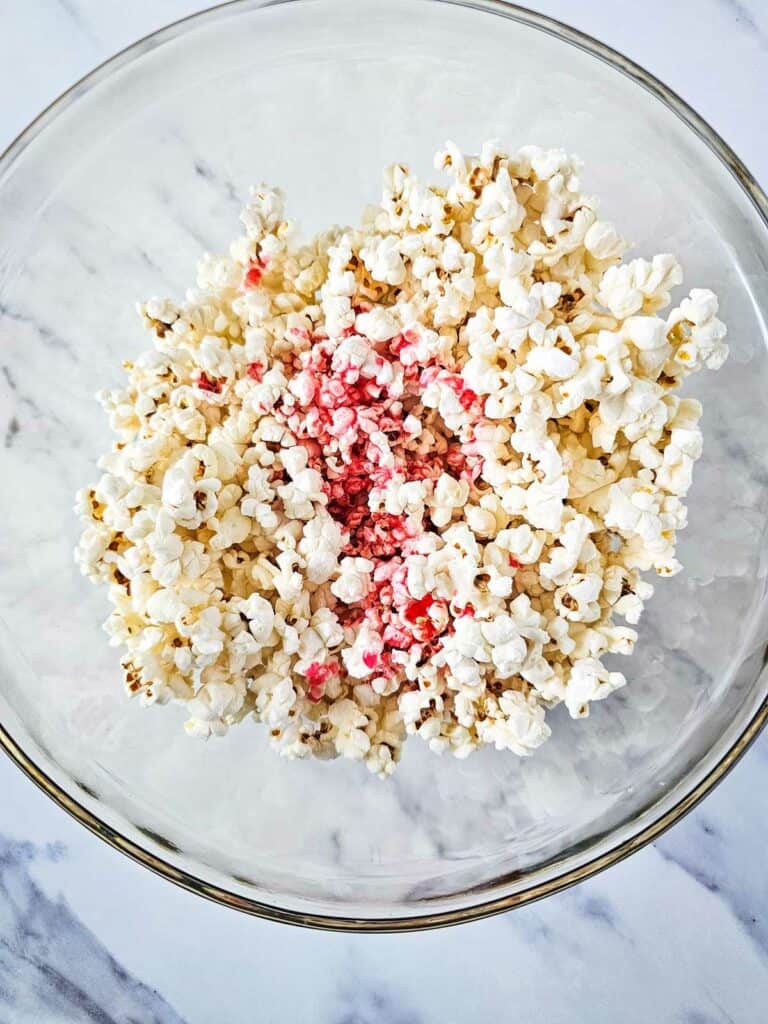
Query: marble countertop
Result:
<box><xmin>1</xmin><ymin>1</ymin><xmax>767</xmax><ymax>1021</ymax></box>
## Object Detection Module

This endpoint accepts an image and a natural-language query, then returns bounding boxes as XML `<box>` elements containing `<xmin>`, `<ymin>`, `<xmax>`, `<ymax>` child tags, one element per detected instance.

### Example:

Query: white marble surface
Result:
<box><xmin>0</xmin><ymin>1</ymin><xmax>767</xmax><ymax>1021</ymax></box>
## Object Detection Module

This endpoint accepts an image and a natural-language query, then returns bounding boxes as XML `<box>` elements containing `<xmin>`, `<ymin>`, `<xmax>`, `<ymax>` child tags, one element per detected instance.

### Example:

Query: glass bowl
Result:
<box><xmin>1</xmin><ymin>0</ymin><xmax>767</xmax><ymax>932</ymax></box>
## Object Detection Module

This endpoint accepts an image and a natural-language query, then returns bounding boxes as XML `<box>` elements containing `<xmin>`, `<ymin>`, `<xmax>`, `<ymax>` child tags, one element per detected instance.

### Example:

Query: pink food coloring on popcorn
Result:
<box><xmin>197</xmin><ymin>373</ymin><xmax>222</xmax><ymax>394</ymax></box>
<box><xmin>244</xmin><ymin>266</ymin><xmax>263</xmax><ymax>289</ymax></box>
<box><xmin>305</xmin><ymin>661</ymin><xmax>338</xmax><ymax>702</ymax></box>
<box><xmin>260</xmin><ymin>319</ymin><xmax>491</xmax><ymax>668</ymax></box>
<box><xmin>402</xmin><ymin>594</ymin><xmax>445</xmax><ymax>642</ymax></box>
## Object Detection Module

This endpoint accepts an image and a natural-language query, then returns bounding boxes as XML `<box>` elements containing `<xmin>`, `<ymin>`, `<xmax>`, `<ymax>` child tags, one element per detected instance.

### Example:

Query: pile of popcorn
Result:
<box><xmin>75</xmin><ymin>142</ymin><xmax>728</xmax><ymax>777</ymax></box>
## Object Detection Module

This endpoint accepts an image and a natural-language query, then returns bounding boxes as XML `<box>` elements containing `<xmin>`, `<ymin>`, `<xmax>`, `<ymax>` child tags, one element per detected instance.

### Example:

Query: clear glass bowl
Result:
<box><xmin>1</xmin><ymin>0</ymin><xmax>767</xmax><ymax>931</ymax></box>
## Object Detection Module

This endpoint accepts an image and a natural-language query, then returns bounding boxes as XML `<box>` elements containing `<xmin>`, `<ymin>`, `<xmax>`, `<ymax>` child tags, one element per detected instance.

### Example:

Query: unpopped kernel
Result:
<box><xmin>75</xmin><ymin>142</ymin><xmax>727</xmax><ymax>776</ymax></box>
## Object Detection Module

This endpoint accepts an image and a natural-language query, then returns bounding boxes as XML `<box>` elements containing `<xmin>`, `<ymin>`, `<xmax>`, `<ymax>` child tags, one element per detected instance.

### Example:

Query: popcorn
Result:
<box><xmin>430</xmin><ymin>473</ymin><xmax>470</xmax><ymax>528</ymax></box>
<box><xmin>564</xmin><ymin>658</ymin><xmax>626</xmax><ymax>719</ymax></box>
<box><xmin>237</xmin><ymin>593</ymin><xmax>275</xmax><ymax>645</ymax></box>
<box><xmin>330</xmin><ymin>557</ymin><xmax>374</xmax><ymax>605</ymax></box>
<box><xmin>328</xmin><ymin>699</ymin><xmax>371</xmax><ymax>760</ymax></box>
<box><xmin>75</xmin><ymin>141</ymin><xmax>726</xmax><ymax>776</ymax></box>
<box><xmin>476</xmin><ymin>691</ymin><xmax>551</xmax><ymax>755</ymax></box>
<box><xmin>598</xmin><ymin>255</ymin><xmax>683</xmax><ymax>319</ymax></box>
<box><xmin>666</xmin><ymin>288</ymin><xmax>729</xmax><ymax>371</ymax></box>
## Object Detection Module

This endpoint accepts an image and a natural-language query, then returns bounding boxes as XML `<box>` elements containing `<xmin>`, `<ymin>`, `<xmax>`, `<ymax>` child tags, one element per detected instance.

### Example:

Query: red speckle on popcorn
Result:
<box><xmin>257</xmin><ymin>314</ymin><xmax>488</xmax><ymax>664</ymax></box>
<box><xmin>197</xmin><ymin>373</ymin><xmax>222</xmax><ymax>394</ymax></box>
<box><xmin>246</xmin><ymin>362</ymin><xmax>264</xmax><ymax>381</ymax></box>
<box><xmin>390</xmin><ymin>329</ymin><xmax>419</xmax><ymax>356</ymax></box>
<box><xmin>305</xmin><ymin>661</ymin><xmax>338</xmax><ymax>702</ymax></box>
<box><xmin>402</xmin><ymin>593</ymin><xmax>445</xmax><ymax>642</ymax></box>
<box><xmin>403</xmin><ymin>594</ymin><xmax>436</xmax><ymax>625</ymax></box>
<box><xmin>271</xmin><ymin>326</ymin><xmax>484</xmax><ymax>566</ymax></box>
<box><xmin>244</xmin><ymin>265</ymin><xmax>263</xmax><ymax>289</ymax></box>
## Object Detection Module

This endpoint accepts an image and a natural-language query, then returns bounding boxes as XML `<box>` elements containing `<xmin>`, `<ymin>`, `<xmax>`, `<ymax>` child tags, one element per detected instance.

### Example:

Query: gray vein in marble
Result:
<box><xmin>54</xmin><ymin>0</ymin><xmax>99</xmax><ymax>47</ymax></box>
<box><xmin>388</xmin><ymin>775</ymin><xmax>448</xmax><ymax>876</ymax></box>
<box><xmin>65</xmin><ymin>238</ymin><xmax>99</xmax><ymax>278</ymax></box>
<box><xmin>3</xmin><ymin>415</ymin><xmax>19</xmax><ymax>449</ymax></box>
<box><xmin>555</xmin><ymin>886</ymin><xmax>639</xmax><ymax>951</ymax></box>
<box><xmin>160</xmin><ymin>125</ymin><xmax>244</xmax><ymax>211</ymax></box>
<box><xmin>192</xmin><ymin>158</ymin><xmax>240</xmax><ymax>207</ymax></box>
<box><xmin>329</xmin><ymin>828</ymin><xmax>342</xmax><ymax>862</ymax></box>
<box><xmin>334</xmin><ymin>981</ymin><xmax>423</xmax><ymax>1024</ymax></box>
<box><xmin>656</xmin><ymin>839</ymin><xmax>722</xmax><ymax>893</ymax></box>
<box><xmin>697</xmin><ymin>979</ymin><xmax>745</xmax><ymax>1024</ymax></box>
<box><xmin>153</xmin><ymin>184</ymin><xmax>216</xmax><ymax>255</ymax></box>
<box><xmin>709</xmin><ymin>422</ymin><xmax>768</xmax><ymax>490</ymax></box>
<box><xmin>1</xmin><ymin>362</ymin><xmax>66</xmax><ymax>433</ymax></box>
<box><xmin>501</xmin><ymin>902</ymin><xmax>583</xmax><ymax>956</ymax></box>
<box><xmin>718</xmin><ymin>0</ymin><xmax>768</xmax><ymax>45</ymax></box>
<box><xmin>138</xmin><ymin>247</ymin><xmax>164</xmax><ymax>272</ymax></box>
<box><xmin>0</xmin><ymin>836</ymin><xmax>187</xmax><ymax>1024</ymax></box>
<box><xmin>571</xmin><ymin>892</ymin><xmax>619</xmax><ymax>929</ymax></box>
<box><xmin>681</xmin><ymin>1011</ymin><xmax>726</xmax><ymax>1024</ymax></box>
<box><xmin>0</xmin><ymin>301</ymin><xmax>79</xmax><ymax>362</ymax></box>
<box><xmin>655</xmin><ymin>837</ymin><xmax>767</xmax><ymax>959</ymax></box>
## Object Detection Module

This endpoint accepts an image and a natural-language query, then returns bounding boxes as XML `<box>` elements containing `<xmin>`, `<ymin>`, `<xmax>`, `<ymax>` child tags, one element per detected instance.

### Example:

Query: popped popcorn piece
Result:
<box><xmin>75</xmin><ymin>140</ymin><xmax>726</xmax><ymax>777</ymax></box>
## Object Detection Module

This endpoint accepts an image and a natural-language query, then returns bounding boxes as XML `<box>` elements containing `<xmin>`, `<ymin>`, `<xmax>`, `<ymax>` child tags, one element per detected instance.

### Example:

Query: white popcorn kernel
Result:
<box><xmin>330</xmin><ymin>557</ymin><xmax>374</xmax><ymax>604</ymax></box>
<box><xmin>565</xmin><ymin>658</ymin><xmax>626</xmax><ymax>718</ymax></box>
<box><xmin>280</xmin><ymin>446</ymin><xmax>309</xmax><ymax>478</ymax></box>
<box><xmin>525</xmin><ymin>345</ymin><xmax>579</xmax><ymax>381</ymax></box>
<box><xmin>239</xmin><ymin>593</ymin><xmax>275</xmax><ymax>645</ymax></box>
<box><xmin>328</xmin><ymin>699</ymin><xmax>371</xmax><ymax>760</ymax></box>
<box><xmin>584</xmin><ymin>220</ymin><xmax>626</xmax><ymax>260</ymax></box>
<box><xmin>429</xmin><ymin>473</ymin><xmax>470</xmax><ymax>528</ymax></box>
<box><xmin>355</xmin><ymin>307</ymin><xmax>400</xmax><ymax>341</ymax></box>
<box><xmin>555</xmin><ymin>573</ymin><xmax>603</xmax><ymax>623</ymax></box>
<box><xmin>211</xmin><ymin>507</ymin><xmax>251</xmax><ymax>549</ymax></box>
<box><xmin>477</xmin><ymin>691</ymin><xmax>551</xmax><ymax>755</ymax></box>
<box><xmin>145</xmin><ymin>589</ymin><xmax>186</xmax><ymax>624</ymax></box>
<box><xmin>667</xmin><ymin>288</ymin><xmax>729</xmax><ymax>371</ymax></box>
<box><xmin>311</xmin><ymin>608</ymin><xmax>345</xmax><ymax>648</ymax></box>
<box><xmin>495</xmin><ymin>525</ymin><xmax>545</xmax><ymax>565</ymax></box>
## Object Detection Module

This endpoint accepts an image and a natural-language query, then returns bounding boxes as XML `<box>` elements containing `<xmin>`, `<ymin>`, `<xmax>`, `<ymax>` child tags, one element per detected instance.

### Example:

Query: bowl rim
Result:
<box><xmin>1</xmin><ymin>0</ymin><xmax>767</xmax><ymax>933</ymax></box>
